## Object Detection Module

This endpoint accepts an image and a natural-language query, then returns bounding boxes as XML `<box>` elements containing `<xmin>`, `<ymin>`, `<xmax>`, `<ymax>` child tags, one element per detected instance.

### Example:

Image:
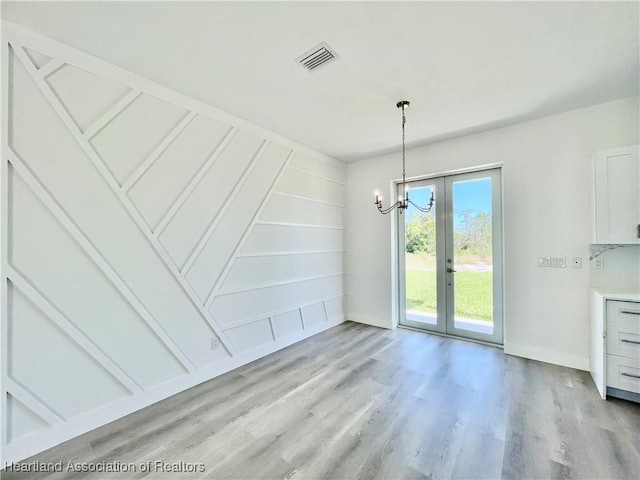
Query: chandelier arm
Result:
<box><xmin>407</xmin><ymin>197</ymin><xmax>434</xmax><ymax>213</ymax></box>
<box><xmin>377</xmin><ymin>200</ymin><xmax>404</xmax><ymax>215</ymax></box>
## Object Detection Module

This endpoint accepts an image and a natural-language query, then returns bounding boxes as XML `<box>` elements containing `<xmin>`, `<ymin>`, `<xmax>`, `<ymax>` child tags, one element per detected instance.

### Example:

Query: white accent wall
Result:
<box><xmin>0</xmin><ymin>22</ymin><xmax>346</xmax><ymax>464</ymax></box>
<box><xmin>348</xmin><ymin>96</ymin><xmax>640</xmax><ymax>370</ymax></box>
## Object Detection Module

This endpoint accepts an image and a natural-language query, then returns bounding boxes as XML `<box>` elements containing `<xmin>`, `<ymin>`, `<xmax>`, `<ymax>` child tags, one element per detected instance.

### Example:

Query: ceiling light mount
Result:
<box><xmin>374</xmin><ymin>100</ymin><xmax>434</xmax><ymax>215</ymax></box>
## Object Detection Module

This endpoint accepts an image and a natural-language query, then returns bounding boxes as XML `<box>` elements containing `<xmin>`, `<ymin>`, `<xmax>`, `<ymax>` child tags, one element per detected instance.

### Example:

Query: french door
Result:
<box><xmin>398</xmin><ymin>168</ymin><xmax>503</xmax><ymax>344</ymax></box>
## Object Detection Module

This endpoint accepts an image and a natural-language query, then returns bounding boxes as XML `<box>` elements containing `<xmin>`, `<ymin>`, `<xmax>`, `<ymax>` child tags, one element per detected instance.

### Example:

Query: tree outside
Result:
<box><xmin>405</xmin><ymin>209</ymin><xmax>493</xmax><ymax>321</ymax></box>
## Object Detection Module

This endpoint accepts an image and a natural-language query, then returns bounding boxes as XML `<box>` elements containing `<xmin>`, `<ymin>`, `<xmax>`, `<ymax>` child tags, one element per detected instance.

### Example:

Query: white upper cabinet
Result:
<box><xmin>593</xmin><ymin>145</ymin><xmax>640</xmax><ymax>244</ymax></box>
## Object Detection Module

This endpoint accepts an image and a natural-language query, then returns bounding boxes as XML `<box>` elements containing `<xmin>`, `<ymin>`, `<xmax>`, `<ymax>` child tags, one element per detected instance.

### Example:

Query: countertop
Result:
<box><xmin>591</xmin><ymin>288</ymin><xmax>640</xmax><ymax>302</ymax></box>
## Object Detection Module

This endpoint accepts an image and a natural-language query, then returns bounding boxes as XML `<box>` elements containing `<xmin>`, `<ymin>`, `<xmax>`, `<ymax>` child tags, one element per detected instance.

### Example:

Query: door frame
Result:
<box><xmin>395</xmin><ymin>165</ymin><xmax>504</xmax><ymax>345</ymax></box>
<box><xmin>397</xmin><ymin>176</ymin><xmax>446</xmax><ymax>334</ymax></box>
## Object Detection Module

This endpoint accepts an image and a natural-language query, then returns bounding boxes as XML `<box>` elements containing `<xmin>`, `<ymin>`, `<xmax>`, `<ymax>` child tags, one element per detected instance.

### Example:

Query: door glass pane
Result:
<box><xmin>451</xmin><ymin>178</ymin><xmax>494</xmax><ymax>334</ymax></box>
<box><xmin>404</xmin><ymin>185</ymin><xmax>437</xmax><ymax>326</ymax></box>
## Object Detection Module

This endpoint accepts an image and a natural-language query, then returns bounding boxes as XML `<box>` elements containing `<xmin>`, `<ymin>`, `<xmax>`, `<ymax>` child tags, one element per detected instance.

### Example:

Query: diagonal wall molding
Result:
<box><xmin>7</xmin><ymin>270</ymin><xmax>142</xmax><ymax>395</ymax></box>
<box><xmin>38</xmin><ymin>59</ymin><xmax>64</xmax><ymax>78</ymax></box>
<box><xmin>203</xmin><ymin>150</ymin><xmax>295</xmax><ymax>308</ymax></box>
<box><xmin>10</xmin><ymin>43</ymin><xmax>237</xmax><ymax>356</ymax></box>
<box><xmin>122</xmin><ymin>111</ymin><xmax>197</xmax><ymax>194</ymax></box>
<box><xmin>2</xmin><ymin>21</ymin><xmax>344</xmax><ymax>168</ymax></box>
<box><xmin>154</xmin><ymin>127</ymin><xmax>238</xmax><ymax>243</ymax></box>
<box><xmin>81</xmin><ymin>89</ymin><xmax>141</xmax><ymax>140</ymax></box>
<box><xmin>1</xmin><ymin>21</ymin><xmax>346</xmax><ymax>465</ymax></box>
<box><xmin>7</xmin><ymin>149</ymin><xmax>196</xmax><ymax>373</ymax></box>
<box><xmin>4</xmin><ymin>378</ymin><xmax>64</xmax><ymax>427</ymax></box>
<box><xmin>182</xmin><ymin>140</ymin><xmax>268</xmax><ymax>277</ymax></box>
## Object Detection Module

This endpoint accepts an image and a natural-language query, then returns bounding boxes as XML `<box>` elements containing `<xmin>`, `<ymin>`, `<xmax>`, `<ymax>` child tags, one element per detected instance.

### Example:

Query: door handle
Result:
<box><xmin>447</xmin><ymin>268</ymin><xmax>456</xmax><ymax>273</ymax></box>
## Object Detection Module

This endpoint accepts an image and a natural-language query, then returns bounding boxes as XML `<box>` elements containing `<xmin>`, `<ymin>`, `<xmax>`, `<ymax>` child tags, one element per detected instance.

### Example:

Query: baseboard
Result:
<box><xmin>346</xmin><ymin>313</ymin><xmax>393</xmax><ymax>330</ymax></box>
<box><xmin>504</xmin><ymin>342</ymin><xmax>589</xmax><ymax>371</ymax></box>
<box><xmin>606</xmin><ymin>386</ymin><xmax>640</xmax><ymax>404</ymax></box>
<box><xmin>1</xmin><ymin>317</ymin><xmax>345</xmax><ymax>466</ymax></box>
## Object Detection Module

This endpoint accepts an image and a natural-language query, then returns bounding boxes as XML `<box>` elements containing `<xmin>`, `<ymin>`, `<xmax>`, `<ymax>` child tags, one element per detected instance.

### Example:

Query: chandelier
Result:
<box><xmin>374</xmin><ymin>100</ymin><xmax>435</xmax><ymax>215</ymax></box>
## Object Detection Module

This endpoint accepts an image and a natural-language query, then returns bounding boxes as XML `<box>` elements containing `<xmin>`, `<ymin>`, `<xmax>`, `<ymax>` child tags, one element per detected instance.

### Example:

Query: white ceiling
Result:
<box><xmin>2</xmin><ymin>1</ymin><xmax>638</xmax><ymax>162</ymax></box>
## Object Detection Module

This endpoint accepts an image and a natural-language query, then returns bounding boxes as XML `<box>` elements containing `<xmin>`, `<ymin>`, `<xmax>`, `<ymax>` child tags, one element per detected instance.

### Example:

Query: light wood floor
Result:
<box><xmin>4</xmin><ymin>322</ymin><xmax>639</xmax><ymax>479</ymax></box>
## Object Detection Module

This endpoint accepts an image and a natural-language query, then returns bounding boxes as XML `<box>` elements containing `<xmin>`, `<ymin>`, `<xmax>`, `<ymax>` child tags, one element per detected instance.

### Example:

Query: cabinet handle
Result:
<box><xmin>637</xmin><ymin>224</ymin><xmax>640</xmax><ymax>239</ymax></box>
<box><xmin>621</xmin><ymin>310</ymin><xmax>640</xmax><ymax>315</ymax></box>
<box><xmin>621</xmin><ymin>372</ymin><xmax>640</xmax><ymax>379</ymax></box>
<box><xmin>621</xmin><ymin>339</ymin><xmax>640</xmax><ymax>345</ymax></box>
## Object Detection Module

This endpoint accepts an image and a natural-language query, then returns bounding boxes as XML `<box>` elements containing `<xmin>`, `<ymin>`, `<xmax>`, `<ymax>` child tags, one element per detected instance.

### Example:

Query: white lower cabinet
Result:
<box><xmin>590</xmin><ymin>291</ymin><xmax>640</xmax><ymax>402</ymax></box>
<box><xmin>606</xmin><ymin>354</ymin><xmax>640</xmax><ymax>393</ymax></box>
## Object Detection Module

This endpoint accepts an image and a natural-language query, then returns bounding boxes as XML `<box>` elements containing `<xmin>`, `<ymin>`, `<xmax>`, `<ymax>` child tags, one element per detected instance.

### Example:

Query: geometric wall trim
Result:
<box><xmin>127</xmin><ymin>114</ymin><xmax>232</xmax><ymax>232</ymax></box>
<box><xmin>47</xmin><ymin>63</ymin><xmax>131</xmax><ymax>133</ymax></box>
<box><xmin>7</xmin><ymin>282</ymin><xmax>130</xmax><ymax>420</ymax></box>
<box><xmin>8</xmin><ymin>165</ymin><xmax>187</xmax><ymax>391</ymax></box>
<box><xmin>90</xmin><ymin>94</ymin><xmax>188</xmax><ymax>185</ymax></box>
<box><xmin>1</xmin><ymin>20</ymin><xmax>346</xmax><ymax>465</ymax></box>
<box><xmin>7</xmin><ymin>394</ymin><xmax>49</xmax><ymax>444</ymax></box>
<box><xmin>23</xmin><ymin>47</ymin><xmax>53</xmax><ymax>69</ymax></box>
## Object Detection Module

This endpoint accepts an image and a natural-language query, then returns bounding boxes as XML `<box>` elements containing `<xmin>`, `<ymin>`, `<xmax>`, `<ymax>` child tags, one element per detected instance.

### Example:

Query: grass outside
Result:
<box><xmin>406</xmin><ymin>252</ymin><xmax>491</xmax><ymax>270</ymax></box>
<box><xmin>406</xmin><ymin>267</ymin><xmax>494</xmax><ymax>322</ymax></box>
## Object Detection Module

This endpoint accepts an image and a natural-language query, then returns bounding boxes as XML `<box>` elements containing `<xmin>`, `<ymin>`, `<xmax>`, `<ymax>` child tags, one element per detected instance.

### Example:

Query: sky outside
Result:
<box><xmin>406</xmin><ymin>177</ymin><xmax>492</xmax><ymax>228</ymax></box>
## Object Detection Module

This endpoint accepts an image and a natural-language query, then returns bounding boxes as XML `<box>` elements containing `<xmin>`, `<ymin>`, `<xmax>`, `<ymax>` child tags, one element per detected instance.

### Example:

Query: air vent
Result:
<box><xmin>296</xmin><ymin>42</ymin><xmax>338</xmax><ymax>71</ymax></box>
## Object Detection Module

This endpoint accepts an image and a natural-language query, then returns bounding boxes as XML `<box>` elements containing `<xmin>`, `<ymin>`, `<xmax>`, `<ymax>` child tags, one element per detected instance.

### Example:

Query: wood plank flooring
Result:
<box><xmin>3</xmin><ymin>322</ymin><xmax>639</xmax><ymax>479</ymax></box>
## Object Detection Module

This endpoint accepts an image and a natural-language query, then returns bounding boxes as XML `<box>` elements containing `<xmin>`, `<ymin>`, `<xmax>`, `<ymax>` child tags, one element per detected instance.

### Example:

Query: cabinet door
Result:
<box><xmin>590</xmin><ymin>292</ymin><xmax>606</xmax><ymax>399</ymax></box>
<box><xmin>594</xmin><ymin>145</ymin><xmax>640</xmax><ymax>244</ymax></box>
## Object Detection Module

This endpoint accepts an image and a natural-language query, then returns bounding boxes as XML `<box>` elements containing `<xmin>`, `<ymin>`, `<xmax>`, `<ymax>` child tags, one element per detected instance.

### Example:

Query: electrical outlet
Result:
<box><xmin>539</xmin><ymin>256</ymin><xmax>567</xmax><ymax>268</ymax></box>
<box><xmin>594</xmin><ymin>258</ymin><xmax>603</xmax><ymax>269</ymax></box>
<box><xmin>548</xmin><ymin>257</ymin><xmax>566</xmax><ymax>268</ymax></box>
<box><xmin>537</xmin><ymin>256</ymin><xmax>551</xmax><ymax>267</ymax></box>
<box><xmin>572</xmin><ymin>257</ymin><xmax>582</xmax><ymax>268</ymax></box>
<box><xmin>211</xmin><ymin>337</ymin><xmax>220</xmax><ymax>349</ymax></box>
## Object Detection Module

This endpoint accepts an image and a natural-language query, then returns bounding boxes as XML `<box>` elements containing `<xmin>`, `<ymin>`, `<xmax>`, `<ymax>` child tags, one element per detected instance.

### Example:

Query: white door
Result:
<box><xmin>398</xmin><ymin>168</ymin><xmax>503</xmax><ymax>344</ymax></box>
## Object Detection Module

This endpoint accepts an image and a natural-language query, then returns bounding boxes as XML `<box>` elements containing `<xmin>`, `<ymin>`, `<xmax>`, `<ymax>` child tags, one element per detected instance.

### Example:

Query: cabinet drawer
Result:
<box><xmin>606</xmin><ymin>318</ymin><xmax>640</xmax><ymax>359</ymax></box>
<box><xmin>606</xmin><ymin>354</ymin><xmax>640</xmax><ymax>394</ymax></box>
<box><xmin>606</xmin><ymin>300</ymin><xmax>640</xmax><ymax>327</ymax></box>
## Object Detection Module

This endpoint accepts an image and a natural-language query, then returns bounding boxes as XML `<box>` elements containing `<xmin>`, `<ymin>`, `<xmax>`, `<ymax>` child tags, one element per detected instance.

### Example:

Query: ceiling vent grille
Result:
<box><xmin>296</xmin><ymin>42</ymin><xmax>338</xmax><ymax>71</ymax></box>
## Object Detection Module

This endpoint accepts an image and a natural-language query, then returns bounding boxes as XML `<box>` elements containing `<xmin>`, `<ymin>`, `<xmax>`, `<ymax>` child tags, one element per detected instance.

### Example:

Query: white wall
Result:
<box><xmin>347</xmin><ymin>96</ymin><xmax>640</xmax><ymax>370</ymax></box>
<box><xmin>0</xmin><ymin>22</ymin><xmax>346</xmax><ymax>464</ymax></box>
<box><xmin>590</xmin><ymin>247</ymin><xmax>639</xmax><ymax>291</ymax></box>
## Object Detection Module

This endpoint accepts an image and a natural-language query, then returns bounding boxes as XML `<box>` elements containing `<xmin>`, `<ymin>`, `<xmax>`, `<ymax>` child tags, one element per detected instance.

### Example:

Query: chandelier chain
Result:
<box><xmin>373</xmin><ymin>100</ymin><xmax>434</xmax><ymax>215</ymax></box>
<box><xmin>402</xmin><ymin>106</ymin><xmax>406</xmax><ymax>185</ymax></box>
